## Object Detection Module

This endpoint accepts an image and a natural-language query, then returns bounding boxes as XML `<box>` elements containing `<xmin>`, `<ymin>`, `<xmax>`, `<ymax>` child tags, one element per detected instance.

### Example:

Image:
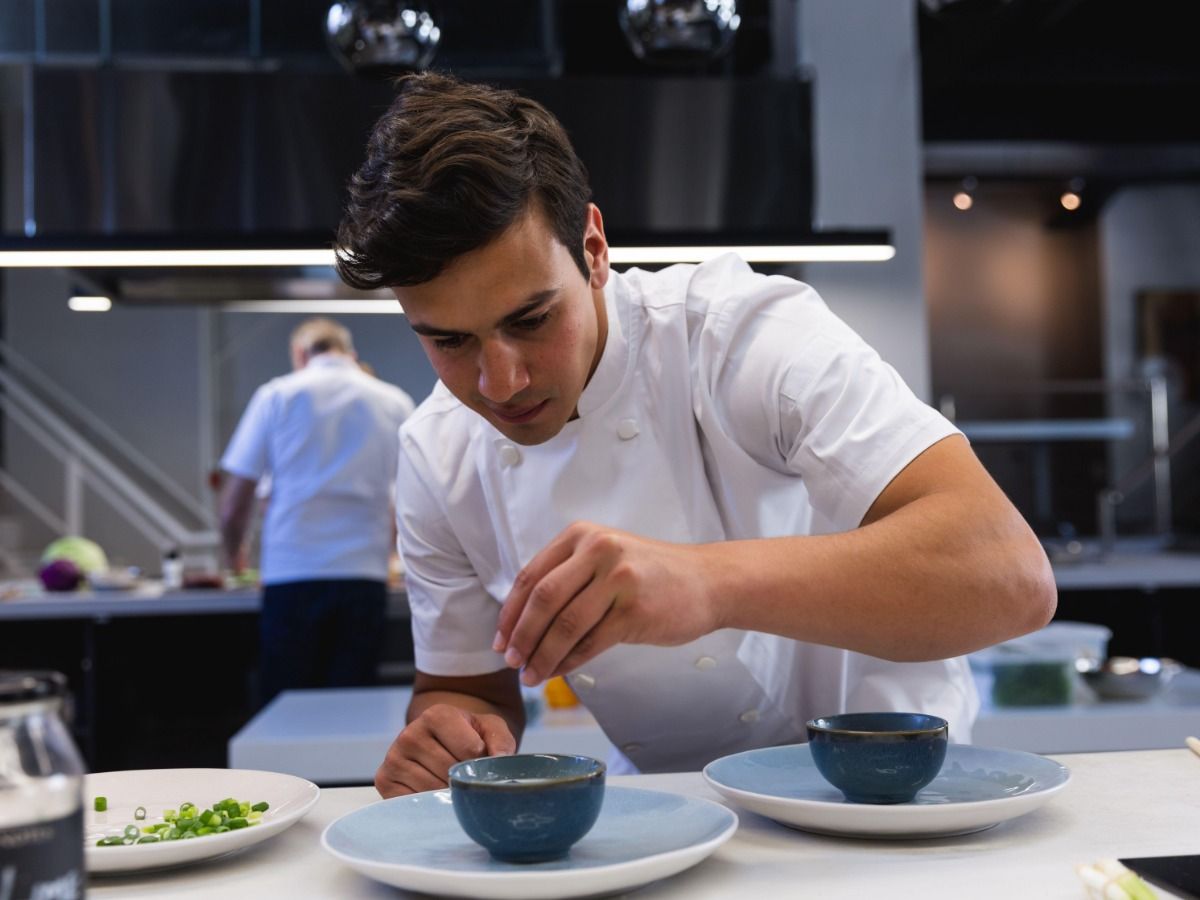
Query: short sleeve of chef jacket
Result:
<box><xmin>688</xmin><ymin>254</ymin><xmax>960</xmax><ymax>531</ymax></box>
<box><xmin>220</xmin><ymin>383</ymin><xmax>276</xmax><ymax>481</ymax></box>
<box><xmin>394</xmin><ymin>412</ymin><xmax>509</xmax><ymax>676</ymax></box>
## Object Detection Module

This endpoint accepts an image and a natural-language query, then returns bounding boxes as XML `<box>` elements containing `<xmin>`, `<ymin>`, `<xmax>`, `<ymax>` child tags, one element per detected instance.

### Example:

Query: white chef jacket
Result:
<box><xmin>222</xmin><ymin>353</ymin><xmax>415</xmax><ymax>586</ymax></box>
<box><xmin>396</xmin><ymin>253</ymin><xmax>979</xmax><ymax>773</ymax></box>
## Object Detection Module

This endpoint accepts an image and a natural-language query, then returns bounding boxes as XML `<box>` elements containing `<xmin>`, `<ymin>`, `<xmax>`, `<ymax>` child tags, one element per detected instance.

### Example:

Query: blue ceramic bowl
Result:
<box><xmin>806</xmin><ymin>712</ymin><xmax>948</xmax><ymax>804</ymax></box>
<box><xmin>448</xmin><ymin>753</ymin><xmax>606</xmax><ymax>863</ymax></box>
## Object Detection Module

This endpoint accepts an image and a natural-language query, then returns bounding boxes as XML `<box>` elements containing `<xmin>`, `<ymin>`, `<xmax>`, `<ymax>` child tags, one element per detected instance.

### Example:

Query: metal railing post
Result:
<box><xmin>64</xmin><ymin>455</ymin><xmax>84</xmax><ymax>536</ymax></box>
<box><xmin>1147</xmin><ymin>373</ymin><xmax>1172</xmax><ymax>536</ymax></box>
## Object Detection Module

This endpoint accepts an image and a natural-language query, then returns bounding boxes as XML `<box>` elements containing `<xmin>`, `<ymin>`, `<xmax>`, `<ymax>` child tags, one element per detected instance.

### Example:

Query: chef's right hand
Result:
<box><xmin>374</xmin><ymin>704</ymin><xmax>516</xmax><ymax>798</ymax></box>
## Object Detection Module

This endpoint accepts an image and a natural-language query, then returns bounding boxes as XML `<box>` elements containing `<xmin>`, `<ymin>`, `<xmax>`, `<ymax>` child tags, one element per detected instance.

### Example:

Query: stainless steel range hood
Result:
<box><xmin>1</xmin><ymin>64</ymin><xmax>890</xmax><ymax>305</ymax></box>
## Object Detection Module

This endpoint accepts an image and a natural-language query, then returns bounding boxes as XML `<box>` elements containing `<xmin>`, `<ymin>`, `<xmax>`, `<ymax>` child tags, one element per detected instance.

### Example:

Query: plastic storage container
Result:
<box><xmin>971</xmin><ymin>621</ymin><xmax>1112</xmax><ymax>707</ymax></box>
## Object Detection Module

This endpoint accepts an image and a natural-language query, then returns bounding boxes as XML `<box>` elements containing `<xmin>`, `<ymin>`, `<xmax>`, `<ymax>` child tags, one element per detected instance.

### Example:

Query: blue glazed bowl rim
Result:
<box><xmin>448</xmin><ymin>753</ymin><xmax>606</xmax><ymax>789</ymax></box>
<box><xmin>806</xmin><ymin>712</ymin><xmax>949</xmax><ymax>737</ymax></box>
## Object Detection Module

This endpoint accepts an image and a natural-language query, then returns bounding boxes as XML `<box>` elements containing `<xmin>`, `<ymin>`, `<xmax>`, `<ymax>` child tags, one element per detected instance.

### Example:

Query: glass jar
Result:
<box><xmin>0</xmin><ymin>671</ymin><xmax>85</xmax><ymax>900</ymax></box>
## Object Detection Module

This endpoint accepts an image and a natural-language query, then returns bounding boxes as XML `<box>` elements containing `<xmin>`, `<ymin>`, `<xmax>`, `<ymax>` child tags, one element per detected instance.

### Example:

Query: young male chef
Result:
<box><xmin>333</xmin><ymin>72</ymin><xmax>1057</xmax><ymax>796</ymax></box>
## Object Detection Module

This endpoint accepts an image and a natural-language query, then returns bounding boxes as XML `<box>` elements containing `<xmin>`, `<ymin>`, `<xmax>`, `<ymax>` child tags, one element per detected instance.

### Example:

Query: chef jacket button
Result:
<box><xmin>694</xmin><ymin>656</ymin><xmax>717</xmax><ymax>671</ymax></box>
<box><xmin>616</xmin><ymin>418</ymin><xmax>639</xmax><ymax>440</ymax></box>
<box><xmin>739</xmin><ymin>709</ymin><xmax>760</xmax><ymax>724</ymax></box>
<box><xmin>498</xmin><ymin>444</ymin><xmax>521</xmax><ymax>467</ymax></box>
<box><xmin>621</xmin><ymin>742</ymin><xmax>642</xmax><ymax>755</ymax></box>
<box><xmin>572</xmin><ymin>673</ymin><xmax>595</xmax><ymax>690</ymax></box>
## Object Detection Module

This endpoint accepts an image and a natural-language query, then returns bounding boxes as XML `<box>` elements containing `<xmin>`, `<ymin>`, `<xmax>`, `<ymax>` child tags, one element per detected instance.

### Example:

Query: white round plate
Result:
<box><xmin>322</xmin><ymin>786</ymin><xmax>737</xmax><ymax>899</ymax></box>
<box><xmin>85</xmin><ymin>768</ymin><xmax>320</xmax><ymax>873</ymax></box>
<box><xmin>702</xmin><ymin>743</ymin><xmax>1069</xmax><ymax>839</ymax></box>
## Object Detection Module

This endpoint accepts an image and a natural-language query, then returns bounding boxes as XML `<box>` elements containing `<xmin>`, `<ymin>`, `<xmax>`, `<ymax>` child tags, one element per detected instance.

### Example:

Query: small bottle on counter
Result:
<box><xmin>0</xmin><ymin>671</ymin><xmax>85</xmax><ymax>900</ymax></box>
<box><xmin>161</xmin><ymin>548</ymin><xmax>183</xmax><ymax>590</ymax></box>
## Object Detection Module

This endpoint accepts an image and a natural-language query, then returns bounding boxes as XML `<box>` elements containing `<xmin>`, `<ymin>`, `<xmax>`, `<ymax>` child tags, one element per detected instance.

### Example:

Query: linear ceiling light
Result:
<box><xmin>612</xmin><ymin>244</ymin><xmax>895</xmax><ymax>264</ymax></box>
<box><xmin>0</xmin><ymin>249</ymin><xmax>332</xmax><ymax>267</ymax></box>
<box><xmin>67</xmin><ymin>295</ymin><xmax>112</xmax><ymax>312</ymax></box>
<box><xmin>0</xmin><ymin>231</ymin><xmax>896</xmax><ymax>268</ymax></box>
<box><xmin>223</xmin><ymin>299</ymin><xmax>403</xmax><ymax>314</ymax></box>
<box><xmin>0</xmin><ymin>242</ymin><xmax>895</xmax><ymax>268</ymax></box>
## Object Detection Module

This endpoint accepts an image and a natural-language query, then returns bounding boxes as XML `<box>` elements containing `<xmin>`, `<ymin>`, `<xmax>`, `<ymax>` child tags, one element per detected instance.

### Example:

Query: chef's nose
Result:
<box><xmin>477</xmin><ymin>338</ymin><xmax>530</xmax><ymax>402</ymax></box>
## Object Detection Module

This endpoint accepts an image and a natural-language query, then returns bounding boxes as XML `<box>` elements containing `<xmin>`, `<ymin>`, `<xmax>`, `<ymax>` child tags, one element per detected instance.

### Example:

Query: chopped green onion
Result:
<box><xmin>94</xmin><ymin>796</ymin><xmax>271</xmax><ymax>847</ymax></box>
<box><xmin>93</xmin><ymin>796</ymin><xmax>107</xmax><ymax>812</ymax></box>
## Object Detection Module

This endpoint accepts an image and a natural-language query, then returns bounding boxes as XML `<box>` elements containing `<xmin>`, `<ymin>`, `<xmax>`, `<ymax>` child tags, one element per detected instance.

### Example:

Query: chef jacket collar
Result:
<box><xmin>305</xmin><ymin>352</ymin><xmax>358</xmax><ymax>370</ymax></box>
<box><xmin>573</xmin><ymin>270</ymin><xmax>631</xmax><ymax>420</ymax></box>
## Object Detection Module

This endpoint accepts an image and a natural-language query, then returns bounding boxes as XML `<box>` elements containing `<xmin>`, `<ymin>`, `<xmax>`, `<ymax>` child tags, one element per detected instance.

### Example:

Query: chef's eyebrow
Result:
<box><xmin>409</xmin><ymin>288</ymin><xmax>560</xmax><ymax>338</ymax></box>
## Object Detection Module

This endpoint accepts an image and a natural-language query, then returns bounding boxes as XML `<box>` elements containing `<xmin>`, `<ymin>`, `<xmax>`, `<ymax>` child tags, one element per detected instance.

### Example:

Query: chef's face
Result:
<box><xmin>392</xmin><ymin>203</ymin><xmax>610</xmax><ymax>446</ymax></box>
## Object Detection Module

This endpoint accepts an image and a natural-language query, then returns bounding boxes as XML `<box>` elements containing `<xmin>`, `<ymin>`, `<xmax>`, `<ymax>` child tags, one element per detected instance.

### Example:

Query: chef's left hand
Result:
<box><xmin>493</xmin><ymin>521</ymin><xmax>720</xmax><ymax>685</ymax></box>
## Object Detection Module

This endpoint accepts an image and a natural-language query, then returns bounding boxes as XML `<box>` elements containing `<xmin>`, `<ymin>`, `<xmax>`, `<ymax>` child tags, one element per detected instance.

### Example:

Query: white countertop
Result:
<box><xmin>88</xmin><ymin>748</ymin><xmax>1197</xmax><ymax>899</ymax></box>
<box><xmin>1052</xmin><ymin>550</ymin><xmax>1200</xmax><ymax>590</ymax></box>
<box><xmin>229</xmin><ymin>687</ymin><xmax>616</xmax><ymax>784</ymax></box>
<box><xmin>229</xmin><ymin>669</ymin><xmax>1200</xmax><ymax>785</ymax></box>
<box><xmin>973</xmin><ymin>667</ymin><xmax>1200</xmax><ymax>753</ymax></box>
<box><xmin>0</xmin><ymin>584</ymin><xmax>409</xmax><ymax>620</ymax></box>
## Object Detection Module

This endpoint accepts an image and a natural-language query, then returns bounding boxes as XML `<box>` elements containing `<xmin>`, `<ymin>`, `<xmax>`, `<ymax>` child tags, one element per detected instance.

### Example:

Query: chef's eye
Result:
<box><xmin>511</xmin><ymin>311</ymin><xmax>551</xmax><ymax>333</ymax></box>
<box><xmin>432</xmin><ymin>334</ymin><xmax>467</xmax><ymax>351</ymax></box>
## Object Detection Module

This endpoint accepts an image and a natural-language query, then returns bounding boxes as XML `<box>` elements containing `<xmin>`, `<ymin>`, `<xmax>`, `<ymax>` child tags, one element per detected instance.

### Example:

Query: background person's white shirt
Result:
<box><xmin>222</xmin><ymin>353</ymin><xmax>415</xmax><ymax>585</ymax></box>
<box><xmin>396</xmin><ymin>254</ymin><xmax>978</xmax><ymax>773</ymax></box>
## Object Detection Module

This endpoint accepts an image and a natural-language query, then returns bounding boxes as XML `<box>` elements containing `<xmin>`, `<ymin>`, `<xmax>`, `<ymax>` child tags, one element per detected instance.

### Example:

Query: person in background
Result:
<box><xmin>333</xmin><ymin>73</ymin><xmax>1057</xmax><ymax>796</ymax></box>
<box><xmin>219</xmin><ymin>318</ymin><xmax>415</xmax><ymax>704</ymax></box>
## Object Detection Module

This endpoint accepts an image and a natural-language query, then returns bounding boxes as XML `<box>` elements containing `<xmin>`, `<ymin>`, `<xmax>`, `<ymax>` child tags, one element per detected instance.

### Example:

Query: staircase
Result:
<box><xmin>0</xmin><ymin>338</ymin><xmax>219</xmax><ymax>575</ymax></box>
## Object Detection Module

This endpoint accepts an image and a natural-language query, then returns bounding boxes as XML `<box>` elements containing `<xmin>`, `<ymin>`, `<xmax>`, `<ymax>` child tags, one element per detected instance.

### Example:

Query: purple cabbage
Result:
<box><xmin>39</xmin><ymin>558</ymin><xmax>82</xmax><ymax>592</ymax></box>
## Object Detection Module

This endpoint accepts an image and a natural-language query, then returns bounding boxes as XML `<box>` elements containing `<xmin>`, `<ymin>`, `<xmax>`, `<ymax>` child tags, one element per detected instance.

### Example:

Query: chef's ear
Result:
<box><xmin>582</xmin><ymin>203</ymin><xmax>610</xmax><ymax>290</ymax></box>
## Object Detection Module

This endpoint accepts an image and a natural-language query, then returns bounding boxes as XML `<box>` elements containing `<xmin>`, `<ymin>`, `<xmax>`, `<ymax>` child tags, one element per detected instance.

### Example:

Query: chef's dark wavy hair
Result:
<box><xmin>334</xmin><ymin>72</ymin><xmax>592</xmax><ymax>289</ymax></box>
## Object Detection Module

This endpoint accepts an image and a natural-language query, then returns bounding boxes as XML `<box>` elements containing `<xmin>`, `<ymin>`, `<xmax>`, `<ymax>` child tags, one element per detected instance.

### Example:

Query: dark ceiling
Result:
<box><xmin>919</xmin><ymin>0</ymin><xmax>1200</xmax><ymax>143</ymax></box>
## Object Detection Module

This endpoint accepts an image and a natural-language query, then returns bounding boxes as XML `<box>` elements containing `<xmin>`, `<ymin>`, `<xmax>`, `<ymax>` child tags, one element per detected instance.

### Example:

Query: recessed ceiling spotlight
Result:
<box><xmin>1060</xmin><ymin>177</ymin><xmax>1085</xmax><ymax>212</ymax></box>
<box><xmin>953</xmin><ymin>175</ymin><xmax>978</xmax><ymax>211</ymax></box>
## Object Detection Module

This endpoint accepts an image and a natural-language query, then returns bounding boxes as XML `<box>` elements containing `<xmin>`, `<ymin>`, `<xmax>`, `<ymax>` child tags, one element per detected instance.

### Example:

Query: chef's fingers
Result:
<box><xmin>375</xmin><ymin>753</ymin><xmax>448</xmax><ymax>797</ymax></box>
<box><xmin>549</xmin><ymin>614</ymin><xmax>624</xmax><ymax>681</ymax></box>
<box><xmin>474</xmin><ymin>713</ymin><xmax>518</xmax><ymax>757</ymax></box>
<box><xmin>421</xmin><ymin>705</ymin><xmax>492</xmax><ymax>762</ymax></box>
<box><xmin>519</xmin><ymin>577</ymin><xmax>617</xmax><ymax>687</ymax></box>
<box><xmin>501</xmin><ymin>539</ymin><xmax>599</xmax><ymax>674</ymax></box>
<box><xmin>378</xmin><ymin>705</ymin><xmax>489</xmax><ymax>796</ymax></box>
<box><xmin>375</xmin><ymin>726</ymin><xmax>455</xmax><ymax>797</ymax></box>
<box><xmin>495</xmin><ymin>527</ymin><xmax>579</xmax><ymax>653</ymax></box>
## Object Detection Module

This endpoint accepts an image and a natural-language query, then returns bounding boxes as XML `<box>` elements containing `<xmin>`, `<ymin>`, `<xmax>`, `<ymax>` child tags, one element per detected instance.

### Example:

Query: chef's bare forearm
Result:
<box><xmin>704</xmin><ymin>436</ymin><xmax>1056</xmax><ymax>661</ymax></box>
<box><xmin>217</xmin><ymin>474</ymin><xmax>257</xmax><ymax>570</ymax></box>
<box><xmin>408</xmin><ymin>671</ymin><xmax>525</xmax><ymax>743</ymax></box>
